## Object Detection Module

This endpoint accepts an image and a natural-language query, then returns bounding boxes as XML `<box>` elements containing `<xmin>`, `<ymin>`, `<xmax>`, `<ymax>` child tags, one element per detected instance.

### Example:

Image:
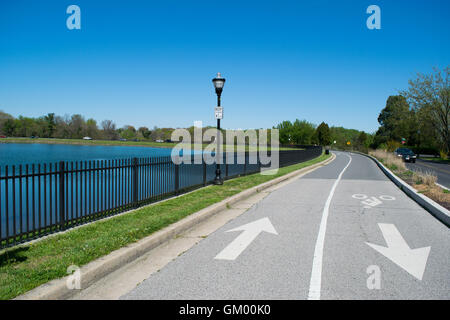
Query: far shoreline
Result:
<box><xmin>0</xmin><ymin>137</ymin><xmax>297</xmax><ymax>151</ymax></box>
<box><xmin>0</xmin><ymin>137</ymin><xmax>176</xmax><ymax>149</ymax></box>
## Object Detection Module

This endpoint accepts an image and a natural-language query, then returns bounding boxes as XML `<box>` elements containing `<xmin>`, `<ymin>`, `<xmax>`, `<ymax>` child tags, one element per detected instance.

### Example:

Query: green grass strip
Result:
<box><xmin>0</xmin><ymin>153</ymin><xmax>330</xmax><ymax>300</ymax></box>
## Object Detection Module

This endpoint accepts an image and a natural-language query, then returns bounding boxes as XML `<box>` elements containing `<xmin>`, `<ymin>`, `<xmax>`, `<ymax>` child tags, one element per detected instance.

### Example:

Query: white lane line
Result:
<box><xmin>308</xmin><ymin>153</ymin><xmax>352</xmax><ymax>300</ymax></box>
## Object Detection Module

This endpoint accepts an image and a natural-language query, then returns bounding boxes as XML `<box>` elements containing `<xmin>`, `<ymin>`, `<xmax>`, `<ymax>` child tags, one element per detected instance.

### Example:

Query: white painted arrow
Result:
<box><xmin>366</xmin><ymin>223</ymin><xmax>431</xmax><ymax>280</ymax></box>
<box><xmin>214</xmin><ymin>217</ymin><xmax>278</xmax><ymax>261</ymax></box>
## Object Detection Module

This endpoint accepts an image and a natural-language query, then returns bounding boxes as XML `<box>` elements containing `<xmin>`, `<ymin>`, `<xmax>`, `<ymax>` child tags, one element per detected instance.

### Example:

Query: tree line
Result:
<box><xmin>0</xmin><ymin>109</ymin><xmax>373</xmax><ymax>150</ymax></box>
<box><xmin>0</xmin><ymin>112</ymin><xmax>176</xmax><ymax>142</ymax></box>
<box><xmin>274</xmin><ymin>119</ymin><xmax>372</xmax><ymax>151</ymax></box>
<box><xmin>372</xmin><ymin>67</ymin><xmax>449</xmax><ymax>155</ymax></box>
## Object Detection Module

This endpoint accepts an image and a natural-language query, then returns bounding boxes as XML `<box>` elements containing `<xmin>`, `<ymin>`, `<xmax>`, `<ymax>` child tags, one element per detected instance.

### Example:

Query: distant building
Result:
<box><xmin>83</xmin><ymin>136</ymin><xmax>93</xmax><ymax>140</ymax></box>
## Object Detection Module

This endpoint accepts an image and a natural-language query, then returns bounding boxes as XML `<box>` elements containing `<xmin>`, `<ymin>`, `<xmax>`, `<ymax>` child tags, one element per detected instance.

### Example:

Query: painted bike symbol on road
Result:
<box><xmin>352</xmin><ymin>194</ymin><xmax>395</xmax><ymax>209</ymax></box>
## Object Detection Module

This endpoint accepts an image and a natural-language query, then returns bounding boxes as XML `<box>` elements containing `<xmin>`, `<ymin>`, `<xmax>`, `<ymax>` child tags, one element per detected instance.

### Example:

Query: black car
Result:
<box><xmin>394</xmin><ymin>148</ymin><xmax>417</xmax><ymax>163</ymax></box>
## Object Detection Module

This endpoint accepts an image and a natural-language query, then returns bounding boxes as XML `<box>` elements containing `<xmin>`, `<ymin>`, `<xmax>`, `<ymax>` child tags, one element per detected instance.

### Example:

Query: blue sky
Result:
<box><xmin>0</xmin><ymin>0</ymin><xmax>449</xmax><ymax>133</ymax></box>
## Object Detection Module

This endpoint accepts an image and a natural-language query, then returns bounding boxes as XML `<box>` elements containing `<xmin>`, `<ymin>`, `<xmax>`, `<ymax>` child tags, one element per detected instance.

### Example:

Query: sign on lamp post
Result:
<box><xmin>215</xmin><ymin>106</ymin><xmax>223</xmax><ymax>120</ymax></box>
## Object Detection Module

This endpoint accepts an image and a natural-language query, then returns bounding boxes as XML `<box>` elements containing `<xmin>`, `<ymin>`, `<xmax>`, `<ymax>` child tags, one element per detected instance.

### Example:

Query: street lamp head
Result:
<box><xmin>212</xmin><ymin>72</ymin><xmax>226</xmax><ymax>95</ymax></box>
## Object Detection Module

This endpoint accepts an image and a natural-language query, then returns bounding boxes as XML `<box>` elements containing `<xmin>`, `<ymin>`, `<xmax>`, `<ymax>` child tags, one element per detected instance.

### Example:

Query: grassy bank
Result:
<box><xmin>0</xmin><ymin>152</ymin><xmax>330</xmax><ymax>300</ymax></box>
<box><xmin>369</xmin><ymin>150</ymin><xmax>449</xmax><ymax>209</ymax></box>
<box><xmin>0</xmin><ymin>137</ymin><xmax>297</xmax><ymax>151</ymax></box>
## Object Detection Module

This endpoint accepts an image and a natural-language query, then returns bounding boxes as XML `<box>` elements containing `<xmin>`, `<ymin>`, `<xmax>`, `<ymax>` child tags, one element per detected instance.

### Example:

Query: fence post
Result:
<box><xmin>133</xmin><ymin>158</ymin><xmax>138</xmax><ymax>207</ymax></box>
<box><xmin>59</xmin><ymin>161</ymin><xmax>65</xmax><ymax>230</ymax></box>
<box><xmin>225</xmin><ymin>153</ymin><xmax>229</xmax><ymax>179</ymax></box>
<box><xmin>244</xmin><ymin>151</ymin><xmax>247</xmax><ymax>175</ymax></box>
<box><xmin>174</xmin><ymin>163</ymin><xmax>179</xmax><ymax>195</ymax></box>
<box><xmin>257</xmin><ymin>151</ymin><xmax>261</xmax><ymax>172</ymax></box>
<box><xmin>203</xmin><ymin>158</ymin><xmax>207</xmax><ymax>186</ymax></box>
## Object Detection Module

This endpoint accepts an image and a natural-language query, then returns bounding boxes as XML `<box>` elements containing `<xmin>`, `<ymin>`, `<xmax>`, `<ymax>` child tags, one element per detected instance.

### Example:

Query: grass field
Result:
<box><xmin>0</xmin><ymin>152</ymin><xmax>329</xmax><ymax>300</ymax></box>
<box><xmin>0</xmin><ymin>137</ymin><xmax>297</xmax><ymax>151</ymax></box>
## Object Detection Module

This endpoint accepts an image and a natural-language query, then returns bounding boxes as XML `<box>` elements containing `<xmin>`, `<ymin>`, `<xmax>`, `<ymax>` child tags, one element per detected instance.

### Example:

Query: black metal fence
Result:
<box><xmin>0</xmin><ymin>146</ymin><xmax>322</xmax><ymax>248</ymax></box>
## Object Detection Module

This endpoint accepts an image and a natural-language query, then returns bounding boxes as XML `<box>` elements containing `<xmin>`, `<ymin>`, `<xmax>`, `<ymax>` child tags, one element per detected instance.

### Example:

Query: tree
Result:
<box><xmin>315</xmin><ymin>122</ymin><xmax>332</xmax><ymax>146</ymax></box>
<box><xmin>377</xmin><ymin>95</ymin><xmax>412</xmax><ymax>140</ymax></box>
<box><xmin>138</xmin><ymin>126</ymin><xmax>151</xmax><ymax>139</ymax></box>
<box><xmin>44</xmin><ymin>113</ymin><xmax>56</xmax><ymax>138</ymax></box>
<box><xmin>401</xmin><ymin>67</ymin><xmax>449</xmax><ymax>152</ymax></box>
<box><xmin>355</xmin><ymin>131</ymin><xmax>369</xmax><ymax>152</ymax></box>
<box><xmin>291</xmin><ymin>119</ymin><xmax>316</xmax><ymax>145</ymax></box>
<box><xmin>14</xmin><ymin>116</ymin><xmax>42</xmax><ymax>137</ymax></box>
<box><xmin>86</xmin><ymin>118</ymin><xmax>99</xmax><ymax>138</ymax></box>
<box><xmin>160</xmin><ymin>128</ymin><xmax>174</xmax><ymax>141</ymax></box>
<box><xmin>357</xmin><ymin>131</ymin><xmax>367</xmax><ymax>145</ymax></box>
<box><xmin>372</xmin><ymin>95</ymin><xmax>419</xmax><ymax>149</ymax></box>
<box><xmin>275</xmin><ymin>121</ymin><xmax>294</xmax><ymax>144</ymax></box>
<box><xmin>69</xmin><ymin>114</ymin><xmax>86</xmax><ymax>138</ymax></box>
<box><xmin>54</xmin><ymin>115</ymin><xmax>71</xmax><ymax>138</ymax></box>
<box><xmin>415</xmin><ymin>104</ymin><xmax>439</xmax><ymax>150</ymax></box>
<box><xmin>275</xmin><ymin>119</ymin><xmax>317</xmax><ymax>145</ymax></box>
<box><xmin>101</xmin><ymin>120</ymin><xmax>118</xmax><ymax>140</ymax></box>
<box><xmin>0</xmin><ymin>110</ymin><xmax>14</xmax><ymax>135</ymax></box>
<box><xmin>150</xmin><ymin>126</ymin><xmax>164</xmax><ymax>141</ymax></box>
<box><xmin>120</xmin><ymin>125</ymin><xmax>137</xmax><ymax>140</ymax></box>
<box><xmin>2</xmin><ymin>118</ymin><xmax>15</xmax><ymax>136</ymax></box>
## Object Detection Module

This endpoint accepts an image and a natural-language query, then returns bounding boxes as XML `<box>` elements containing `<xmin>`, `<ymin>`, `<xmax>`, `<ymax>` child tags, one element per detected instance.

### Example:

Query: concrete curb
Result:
<box><xmin>16</xmin><ymin>153</ymin><xmax>336</xmax><ymax>300</ymax></box>
<box><xmin>352</xmin><ymin>151</ymin><xmax>450</xmax><ymax>227</ymax></box>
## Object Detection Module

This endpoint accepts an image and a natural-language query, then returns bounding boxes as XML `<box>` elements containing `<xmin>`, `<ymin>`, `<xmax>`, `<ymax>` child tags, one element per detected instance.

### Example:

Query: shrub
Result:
<box><xmin>412</xmin><ymin>170</ymin><xmax>437</xmax><ymax>187</ymax></box>
<box><xmin>412</xmin><ymin>172</ymin><xmax>423</xmax><ymax>185</ymax></box>
<box><xmin>422</xmin><ymin>171</ymin><xmax>438</xmax><ymax>186</ymax></box>
<box><xmin>403</xmin><ymin>170</ymin><xmax>414</xmax><ymax>176</ymax></box>
<box><xmin>439</xmin><ymin>150</ymin><xmax>448</xmax><ymax>160</ymax></box>
<box><xmin>386</xmin><ymin>140</ymin><xmax>401</xmax><ymax>152</ymax></box>
<box><xmin>378</xmin><ymin>143</ymin><xmax>387</xmax><ymax>151</ymax></box>
<box><xmin>369</xmin><ymin>149</ymin><xmax>406</xmax><ymax>171</ymax></box>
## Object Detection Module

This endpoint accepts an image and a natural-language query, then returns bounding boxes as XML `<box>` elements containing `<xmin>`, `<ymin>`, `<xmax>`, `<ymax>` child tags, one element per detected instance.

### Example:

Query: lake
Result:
<box><xmin>0</xmin><ymin>143</ymin><xmax>175</xmax><ymax>169</ymax></box>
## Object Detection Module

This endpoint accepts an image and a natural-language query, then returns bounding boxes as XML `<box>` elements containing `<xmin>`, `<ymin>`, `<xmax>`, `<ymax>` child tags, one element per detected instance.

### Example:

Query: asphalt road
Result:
<box><xmin>406</xmin><ymin>158</ymin><xmax>450</xmax><ymax>189</ymax></box>
<box><xmin>122</xmin><ymin>152</ymin><xmax>450</xmax><ymax>300</ymax></box>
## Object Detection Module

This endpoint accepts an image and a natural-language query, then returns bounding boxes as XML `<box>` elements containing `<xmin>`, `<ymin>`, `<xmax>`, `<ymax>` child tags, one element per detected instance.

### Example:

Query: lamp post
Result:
<box><xmin>212</xmin><ymin>72</ymin><xmax>226</xmax><ymax>185</ymax></box>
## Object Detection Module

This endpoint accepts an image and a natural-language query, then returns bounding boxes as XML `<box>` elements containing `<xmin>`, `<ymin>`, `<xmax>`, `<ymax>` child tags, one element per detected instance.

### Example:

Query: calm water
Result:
<box><xmin>0</xmin><ymin>143</ymin><xmax>175</xmax><ymax>169</ymax></box>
